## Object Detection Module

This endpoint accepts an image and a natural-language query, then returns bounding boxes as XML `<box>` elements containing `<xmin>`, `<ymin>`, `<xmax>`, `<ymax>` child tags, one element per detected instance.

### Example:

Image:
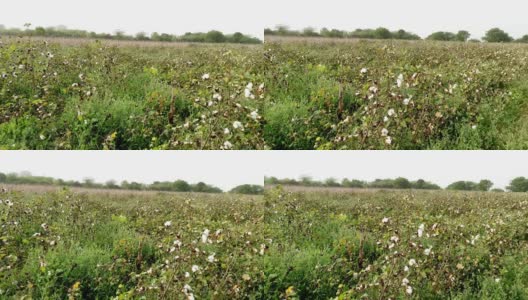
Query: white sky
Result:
<box><xmin>265</xmin><ymin>0</ymin><xmax>528</xmax><ymax>39</ymax></box>
<box><xmin>0</xmin><ymin>0</ymin><xmax>263</xmax><ymax>39</ymax></box>
<box><xmin>0</xmin><ymin>151</ymin><xmax>526</xmax><ymax>190</ymax></box>
<box><xmin>0</xmin><ymin>151</ymin><xmax>262</xmax><ymax>191</ymax></box>
<box><xmin>262</xmin><ymin>151</ymin><xmax>528</xmax><ymax>190</ymax></box>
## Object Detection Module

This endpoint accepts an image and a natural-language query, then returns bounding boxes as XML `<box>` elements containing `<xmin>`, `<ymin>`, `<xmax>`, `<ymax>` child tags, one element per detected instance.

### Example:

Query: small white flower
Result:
<box><xmin>250</xmin><ymin>110</ymin><xmax>259</xmax><ymax>120</ymax></box>
<box><xmin>472</xmin><ymin>125</ymin><xmax>477</xmax><ymax>130</ymax></box>
<box><xmin>403</xmin><ymin>98</ymin><xmax>410</xmax><ymax>105</ymax></box>
<box><xmin>408</xmin><ymin>259</ymin><xmax>417</xmax><ymax>266</ymax></box>
<box><xmin>164</xmin><ymin>221</ymin><xmax>172</xmax><ymax>227</ymax></box>
<box><xmin>385</xmin><ymin>136</ymin><xmax>392</xmax><ymax>145</ymax></box>
<box><xmin>223</xmin><ymin>128</ymin><xmax>230</xmax><ymax>135</ymax></box>
<box><xmin>258</xmin><ymin>83</ymin><xmax>265</xmax><ymax>91</ymax></box>
<box><xmin>383</xmin><ymin>116</ymin><xmax>389</xmax><ymax>122</ymax></box>
<box><xmin>387</xmin><ymin>109</ymin><xmax>396</xmax><ymax>117</ymax></box>
<box><xmin>5</xmin><ymin>199</ymin><xmax>13</xmax><ymax>207</ymax></box>
<box><xmin>233</xmin><ymin>121</ymin><xmax>244</xmax><ymax>130</ymax></box>
<box><xmin>213</xmin><ymin>93</ymin><xmax>222</xmax><ymax>101</ymax></box>
<box><xmin>360</xmin><ymin>67</ymin><xmax>368</xmax><ymax>74</ymax></box>
<box><xmin>404</xmin><ymin>265</ymin><xmax>409</xmax><ymax>272</ymax></box>
<box><xmin>382</xmin><ymin>217</ymin><xmax>389</xmax><ymax>223</ymax></box>
<box><xmin>191</xmin><ymin>265</ymin><xmax>200</xmax><ymax>273</ymax></box>
<box><xmin>406</xmin><ymin>285</ymin><xmax>413</xmax><ymax>295</ymax></box>
<box><xmin>39</xmin><ymin>134</ymin><xmax>46</xmax><ymax>140</ymax></box>
<box><xmin>78</xmin><ymin>73</ymin><xmax>85</xmax><ymax>81</ymax></box>
<box><xmin>201</xmin><ymin>73</ymin><xmax>210</xmax><ymax>80</ymax></box>
<box><xmin>207</xmin><ymin>253</ymin><xmax>215</xmax><ymax>263</ymax></box>
<box><xmin>185</xmin><ymin>272</ymin><xmax>190</xmax><ymax>278</ymax></box>
<box><xmin>424</xmin><ymin>247</ymin><xmax>432</xmax><ymax>256</ymax></box>
<box><xmin>174</xmin><ymin>240</ymin><xmax>182</xmax><ymax>247</ymax></box>
<box><xmin>18</xmin><ymin>64</ymin><xmax>25</xmax><ymax>69</ymax></box>
<box><xmin>402</xmin><ymin>278</ymin><xmax>410</xmax><ymax>286</ymax></box>
<box><xmin>495</xmin><ymin>278</ymin><xmax>500</xmax><ymax>283</ymax></box>
<box><xmin>397</xmin><ymin>74</ymin><xmax>404</xmax><ymax>88</ymax></box>
<box><xmin>201</xmin><ymin>229</ymin><xmax>210</xmax><ymax>243</ymax></box>
<box><xmin>418</xmin><ymin>224</ymin><xmax>425</xmax><ymax>237</ymax></box>
<box><xmin>381</xmin><ymin>128</ymin><xmax>389</xmax><ymax>137</ymax></box>
<box><xmin>223</xmin><ymin>141</ymin><xmax>233</xmax><ymax>149</ymax></box>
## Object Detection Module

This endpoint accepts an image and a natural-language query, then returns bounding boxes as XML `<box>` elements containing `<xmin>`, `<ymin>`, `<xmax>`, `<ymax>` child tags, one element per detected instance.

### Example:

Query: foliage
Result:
<box><xmin>265</xmin><ymin>177</ymin><xmax>442</xmax><ymax>190</ymax></box>
<box><xmin>0</xmin><ymin>172</ymin><xmax>225</xmax><ymax>193</ymax></box>
<box><xmin>483</xmin><ymin>28</ymin><xmax>513</xmax><ymax>43</ymax></box>
<box><xmin>0</xmin><ymin>39</ymin><xmax>266</xmax><ymax>149</ymax></box>
<box><xmin>229</xmin><ymin>184</ymin><xmax>264</xmax><ymax>195</ymax></box>
<box><xmin>265</xmin><ymin>40</ymin><xmax>528</xmax><ymax>149</ymax></box>
<box><xmin>0</xmin><ymin>25</ymin><xmax>261</xmax><ymax>44</ymax></box>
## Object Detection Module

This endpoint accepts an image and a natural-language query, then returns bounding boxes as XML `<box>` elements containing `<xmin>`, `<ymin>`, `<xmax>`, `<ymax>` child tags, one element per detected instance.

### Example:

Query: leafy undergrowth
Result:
<box><xmin>1</xmin><ymin>187</ymin><xmax>527</xmax><ymax>299</ymax></box>
<box><xmin>0</xmin><ymin>39</ymin><xmax>266</xmax><ymax>149</ymax></box>
<box><xmin>265</xmin><ymin>40</ymin><xmax>528</xmax><ymax>149</ymax></box>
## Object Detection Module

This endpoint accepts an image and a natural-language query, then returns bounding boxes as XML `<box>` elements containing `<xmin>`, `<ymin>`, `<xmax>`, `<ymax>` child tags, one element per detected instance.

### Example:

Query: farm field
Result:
<box><xmin>2</xmin><ymin>185</ymin><xmax>527</xmax><ymax>299</ymax></box>
<box><xmin>265</xmin><ymin>186</ymin><xmax>528</xmax><ymax>299</ymax></box>
<box><xmin>264</xmin><ymin>37</ymin><xmax>528</xmax><ymax>149</ymax></box>
<box><xmin>0</xmin><ymin>37</ymin><xmax>265</xmax><ymax>149</ymax></box>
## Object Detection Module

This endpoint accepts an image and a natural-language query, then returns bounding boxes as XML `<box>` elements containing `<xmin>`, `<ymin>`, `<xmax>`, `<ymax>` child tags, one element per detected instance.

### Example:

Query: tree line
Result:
<box><xmin>265</xmin><ymin>25</ymin><xmax>528</xmax><ymax>43</ymax></box>
<box><xmin>0</xmin><ymin>24</ymin><xmax>262</xmax><ymax>44</ymax></box>
<box><xmin>265</xmin><ymin>176</ymin><xmax>528</xmax><ymax>193</ymax></box>
<box><xmin>0</xmin><ymin>172</ymin><xmax>264</xmax><ymax>195</ymax></box>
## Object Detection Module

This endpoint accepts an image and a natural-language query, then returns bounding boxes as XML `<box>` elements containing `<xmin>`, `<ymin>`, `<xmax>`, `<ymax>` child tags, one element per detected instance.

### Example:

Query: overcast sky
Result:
<box><xmin>1</xmin><ymin>151</ymin><xmax>527</xmax><ymax>190</ymax></box>
<box><xmin>0</xmin><ymin>152</ymin><xmax>262</xmax><ymax>191</ymax></box>
<box><xmin>262</xmin><ymin>151</ymin><xmax>528</xmax><ymax>190</ymax></box>
<box><xmin>265</xmin><ymin>0</ymin><xmax>528</xmax><ymax>39</ymax></box>
<box><xmin>0</xmin><ymin>0</ymin><xmax>263</xmax><ymax>39</ymax></box>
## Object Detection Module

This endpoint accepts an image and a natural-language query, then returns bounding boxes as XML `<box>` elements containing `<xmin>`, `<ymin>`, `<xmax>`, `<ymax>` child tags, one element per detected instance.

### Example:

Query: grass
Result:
<box><xmin>264</xmin><ymin>38</ymin><xmax>528</xmax><ymax>149</ymax></box>
<box><xmin>2</xmin><ymin>185</ymin><xmax>528</xmax><ymax>299</ymax></box>
<box><xmin>0</xmin><ymin>38</ymin><xmax>265</xmax><ymax>149</ymax></box>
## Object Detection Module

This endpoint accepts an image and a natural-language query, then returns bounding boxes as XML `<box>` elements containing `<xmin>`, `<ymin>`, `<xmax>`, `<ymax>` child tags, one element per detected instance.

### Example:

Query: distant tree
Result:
<box><xmin>114</xmin><ymin>30</ymin><xmax>126</xmax><ymax>40</ymax></box>
<box><xmin>342</xmin><ymin>178</ymin><xmax>365</xmax><ymax>188</ymax></box>
<box><xmin>105</xmin><ymin>180</ymin><xmax>119</xmax><ymax>189</ymax></box>
<box><xmin>374</xmin><ymin>27</ymin><xmax>392</xmax><ymax>39</ymax></box>
<box><xmin>477</xmin><ymin>179</ymin><xmax>493</xmax><ymax>191</ymax></box>
<box><xmin>35</xmin><ymin>26</ymin><xmax>46</xmax><ymax>36</ymax></box>
<box><xmin>230</xmin><ymin>184</ymin><xmax>264</xmax><ymax>195</ymax></box>
<box><xmin>150</xmin><ymin>32</ymin><xmax>160</xmax><ymax>41</ymax></box>
<box><xmin>302</xmin><ymin>27</ymin><xmax>318</xmax><ymax>37</ymax></box>
<box><xmin>324</xmin><ymin>177</ymin><xmax>340</xmax><ymax>187</ymax></box>
<box><xmin>456</xmin><ymin>30</ymin><xmax>471</xmax><ymax>42</ymax></box>
<box><xmin>275</xmin><ymin>25</ymin><xmax>290</xmax><ymax>36</ymax></box>
<box><xmin>427</xmin><ymin>31</ymin><xmax>456</xmax><ymax>41</ymax></box>
<box><xmin>300</xmin><ymin>175</ymin><xmax>314</xmax><ymax>186</ymax></box>
<box><xmin>83</xmin><ymin>178</ymin><xmax>95</xmax><ymax>188</ymax></box>
<box><xmin>447</xmin><ymin>181</ymin><xmax>478</xmax><ymax>191</ymax></box>
<box><xmin>173</xmin><ymin>180</ymin><xmax>191</xmax><ymax>192</ymax></box>
<box><xmin>517</xmin><ymin>35</ymin><xmax>528</xmax><ymax>43</ymax></box>
<box><xmin>205</xmin><ymin>30</ymin><xmax>226</xmax><ymax>43</ymax></box>
<box><xmin>394</xmin><ymin>177</ymin><xmax>412</xmax><ymax>189</ymax></box>
<box><xmin>232</xmin><ymin>32</ymin><xmax>244</xmax><ymax>43</ymax></box>
<box><xmin>483</xmin><ymin>28</ymin><xmax>513</xmax><ymax>43</ymax></box>
<box><xmin>468</xmin><ymin>39</ymin><xmax>481</xmax><ymax>43</ymax></box>
<box><xmin>491</xmin><ymin>188</ymin><xmax>505</xmax><ymax>193</ymax></box>
<box><xmin>265</xmin><ymin>177</ymin><xmax>280</xmax><ymax>185</ymax></box>
<box><xmin>507</xmin><ymin>177</ymin><xmax>528</xmax><ymax>192</ymax></box>
<box><xmin>135</xmin><ymin>32</ymin><xmax>149</xmax><ymax>41</ymax></box>
<box><xmin>0</xmin><ymin>172</ymin><xmax>6</xmax><ymax>183</ymax></box>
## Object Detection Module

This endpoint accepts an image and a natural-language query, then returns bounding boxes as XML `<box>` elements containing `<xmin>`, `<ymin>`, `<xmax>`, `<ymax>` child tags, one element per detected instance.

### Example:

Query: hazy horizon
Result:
<box><xmin>0</xmin><ymin>0</ymin><xmax>263</xmax><ymax>39</ymax></box>
<box><xmin>265</xmin><ymin>0</ymin><xmax>528</xmax><ymax>39</ymax></box>
<box><xmin>262</xmin><ymin>151</ymin><xmax>528</xmax><ymax>190</ymax></box>
<box><xmin>0</xmin><ymin>152</ymin><xmax>263</xmax><ymax>191</ymax></box>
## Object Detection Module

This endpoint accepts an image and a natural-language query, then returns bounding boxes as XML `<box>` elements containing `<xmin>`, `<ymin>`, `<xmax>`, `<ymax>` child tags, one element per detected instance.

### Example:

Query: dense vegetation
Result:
<box><xmin>266</xmin><ymin>26</ymin><xmax>528</xmax><ymax>43</ymax></box>
<box><xmin>0</xmin><ymin>25</ymin><xmax>261</xmax><ymax>44</ymax></box>
<box><xmin>264</xmin><ymin>40</ymin><xmax>528</xmax><ymax>149</ymax></box>
<box><xmin>0</xmin><ymin>38</ymin><xmax>265</xmax><ymax>149</ymax></box>
<box><xmin>0</xmin><ymin>172</ymin><xmax>231</xmax><ymax>193</ymax></box>
<box><xmin>266</xmin><ymin>176</ymin><xmax>528</xmax><ymax>192</ymax></box>
<box><xmin>2</xmin><ymin>187</ymin><xmax>527</xmax><ymax>299</ymax></box>
<box><xmin>265</xmin><ymin>176</ymin><xmax>441</xmax><ymax>190</ymax></box>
